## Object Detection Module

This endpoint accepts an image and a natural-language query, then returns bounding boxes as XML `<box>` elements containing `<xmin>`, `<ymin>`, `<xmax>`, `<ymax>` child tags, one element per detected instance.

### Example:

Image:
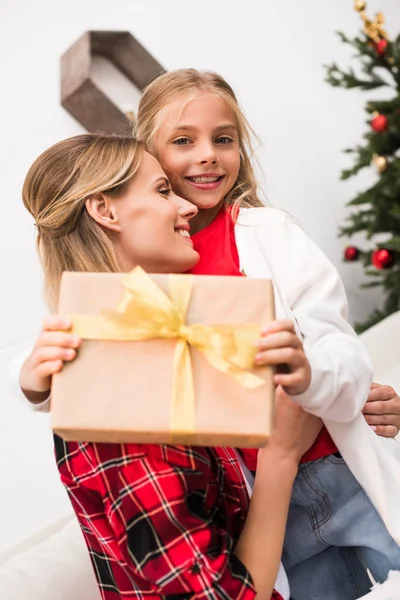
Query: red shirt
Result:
<box><xmin>55</xmin><ymin>437</ymin><xmax>280</xmax><ymax>599</ymax></box>
<box><xmin>190</xmin><ymin>207</ymin><xmax>337</xmax><ymax>468</ymax></box>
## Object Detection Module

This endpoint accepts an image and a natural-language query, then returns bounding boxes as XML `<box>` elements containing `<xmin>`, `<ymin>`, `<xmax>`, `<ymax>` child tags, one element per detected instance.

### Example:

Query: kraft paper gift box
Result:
<box><xmin>51</xmin><ymin>267</ymin><xmax>276</xmax><ymax>447</ymax></box>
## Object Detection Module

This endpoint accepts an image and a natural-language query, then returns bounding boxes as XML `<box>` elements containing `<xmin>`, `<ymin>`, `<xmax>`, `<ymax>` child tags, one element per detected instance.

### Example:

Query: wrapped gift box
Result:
<box><xmin>51</xmin><ymin>268</ymin><xmax>275</xmax><ymax>447</ymax></box>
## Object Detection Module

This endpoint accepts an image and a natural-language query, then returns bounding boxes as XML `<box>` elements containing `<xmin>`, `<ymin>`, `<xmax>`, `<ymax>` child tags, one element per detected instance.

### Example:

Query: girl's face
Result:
<box><xmin>101</xmin><ymin>152</ymin><xmax>199</xmax><ymax>273</ymax></box>
<box><xmin>154</xmin><ymin>93</ymin><xmax>241</xmax><ymax>232</ymax></box>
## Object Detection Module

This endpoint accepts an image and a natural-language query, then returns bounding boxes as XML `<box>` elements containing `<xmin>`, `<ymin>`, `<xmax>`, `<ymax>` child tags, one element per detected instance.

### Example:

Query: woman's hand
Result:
<box><xmin>255</xmin><ymin>319</ymin><xmax>311</xmax><ymax>395</ymax></box>
<box><xmin>363</xmin><ymin>382</ymin><xmax>400</xmax><ymax>438</ymax></box>
<box><xmin>19</xmin><ymin>316</ymin><xmax>81</xmax><ymax>401</ymax></box>
<box><xmin>259</xmin><ymin>385</ymin><xmax>323</xmax><ymax>466</ymax></box>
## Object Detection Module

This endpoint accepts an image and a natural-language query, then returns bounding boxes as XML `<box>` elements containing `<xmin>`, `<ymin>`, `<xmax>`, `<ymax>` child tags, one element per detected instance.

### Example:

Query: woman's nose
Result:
<box><xmin>173</xmin><ymin>194</ymin><xmax>198</xmax><ymax>219</ymax></box>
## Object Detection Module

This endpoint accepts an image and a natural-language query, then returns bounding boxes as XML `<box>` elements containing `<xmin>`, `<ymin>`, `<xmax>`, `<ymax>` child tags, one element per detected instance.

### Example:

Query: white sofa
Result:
<box><xmin>1</xmin><ymin>312</ymin><xmax>399</xmax><ymax>600</ymax></box>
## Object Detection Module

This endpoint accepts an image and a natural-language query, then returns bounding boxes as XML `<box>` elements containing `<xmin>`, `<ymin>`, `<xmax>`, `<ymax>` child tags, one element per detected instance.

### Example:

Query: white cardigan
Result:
<box><xmin>13</xmin><ymin>206</ymin><xmax>400</xmax><ymax>545</ymax></box>
<box><xmin>235</xmin><ymin>207</ymin><xmax>400</xmax><ymax>545</ymax></box>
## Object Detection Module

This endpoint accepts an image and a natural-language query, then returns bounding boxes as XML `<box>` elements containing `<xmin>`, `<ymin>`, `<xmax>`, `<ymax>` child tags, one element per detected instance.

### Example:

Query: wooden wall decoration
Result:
<box><xmin>61</xmin><ymin>31</ymin><xmax>165</xmax><ymax>134</ymax></box>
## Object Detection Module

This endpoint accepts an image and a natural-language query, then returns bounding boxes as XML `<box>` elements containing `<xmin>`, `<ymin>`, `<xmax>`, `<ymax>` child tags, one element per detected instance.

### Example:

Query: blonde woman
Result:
<box><xmin>19</xmin><ymin>132</ymin><xmax>324</xmax><ymax>600</ymax></box>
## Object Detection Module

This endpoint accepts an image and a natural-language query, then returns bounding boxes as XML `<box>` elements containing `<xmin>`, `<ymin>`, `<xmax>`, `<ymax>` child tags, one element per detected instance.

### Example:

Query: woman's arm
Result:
<box><xmin>236</xmin><ymin>387</ymin><xmax>322</xmax><ymax>599</ymax></box>
<box><xmin>12</xmin><ymin>315</ymin><xmax>80</xmax><ymax>411</ymax></box>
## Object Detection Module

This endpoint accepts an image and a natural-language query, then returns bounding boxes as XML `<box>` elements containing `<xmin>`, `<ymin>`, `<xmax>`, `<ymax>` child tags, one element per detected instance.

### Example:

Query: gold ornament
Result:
<box><xmin>354</xmin><ymin>1</ymin><xmax>388</xmax><ymax>42</ymax></box>
<box><xmin>354</xmin><ymin>0</ymin><xmax>366</xmax><ymax>12</ymax></box>
<box><xmin>373</xmin><ymin>154</ymin><xmax>388</xmax><ymax>173</ymax></box>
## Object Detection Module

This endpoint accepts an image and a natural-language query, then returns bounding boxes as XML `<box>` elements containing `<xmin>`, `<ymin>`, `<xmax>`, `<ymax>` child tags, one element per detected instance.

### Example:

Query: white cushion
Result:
<box><xmin>0</xmin><ymin>518</ymin><xmax>100</xmax><ymax>600</ymax></box>
<box><xmin>359</xmin><ymin>311</ymin><xmax>400</xmax><ymax>385</ymax></box>
<box><xmin>360</xmin><ymin>571</ymin><xmax>400</xmax><ymax>599</ymax></box>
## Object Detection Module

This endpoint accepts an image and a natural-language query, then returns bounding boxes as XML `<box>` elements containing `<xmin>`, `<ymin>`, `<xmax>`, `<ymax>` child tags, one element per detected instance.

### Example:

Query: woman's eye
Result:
<box><xmin>158</xmin><ymin>187</ymin><xmax>171</xmax><ymax>197</ymax></box>
<box><xmin>215</xmin><ymin>136</ymin><xmax>233</xmax><ymax>144</ymax></box>
<box><xmin>173</xmin><ymin>138</ymin><xmax>191</xmax><ymax>146</ymax></box>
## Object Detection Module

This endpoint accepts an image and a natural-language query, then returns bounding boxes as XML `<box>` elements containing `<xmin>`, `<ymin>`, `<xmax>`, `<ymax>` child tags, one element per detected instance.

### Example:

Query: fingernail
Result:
<box><xmin>370</xmin><ymin>425</ymin><xmax>377</xmax><ymax>432</ymax></box>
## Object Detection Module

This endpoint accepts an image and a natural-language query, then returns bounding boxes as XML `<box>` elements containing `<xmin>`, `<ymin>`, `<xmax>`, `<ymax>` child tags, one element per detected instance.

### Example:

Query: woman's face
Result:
<box><xmin>154</xmin><ymin>93</ymin><xmax>241</xmax><ymax>232</ymax></box>
<box><xmin>111</xmin><ymin>152</ymin><xmax>199</xmax><ymax>273</ymax></box>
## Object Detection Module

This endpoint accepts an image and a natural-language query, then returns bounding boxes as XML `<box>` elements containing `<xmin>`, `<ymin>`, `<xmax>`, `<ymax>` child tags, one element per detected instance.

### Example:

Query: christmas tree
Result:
<box><xmin>325</xmin><ymin>0</ymin><xmax>400</xmax><ymax>332</ymax></box>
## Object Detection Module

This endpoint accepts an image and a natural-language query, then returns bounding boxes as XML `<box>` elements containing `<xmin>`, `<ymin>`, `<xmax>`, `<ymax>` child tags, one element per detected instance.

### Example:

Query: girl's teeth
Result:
<box><xmin>177</xmin><ymin>229</ymin><xmax>190</xmax><ymax>238</ymax></box>
<box><xmin>190</xmin><ymin>176</ymin><xmax>219</xmax><ymax>183</ymax></box>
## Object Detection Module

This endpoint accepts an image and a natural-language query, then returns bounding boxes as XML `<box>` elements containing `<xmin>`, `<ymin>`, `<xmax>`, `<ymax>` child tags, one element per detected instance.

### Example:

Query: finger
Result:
<box><xmin>32</xmin><ymin>346</ymin><xmax>77</xmax><ymax>367</ymax></box>
<box><xmin>35</xmin><ymin>331</ymin><xmax>81</xmax><ymax>350</ymax></box>
<box><xmin>42</xmin><ymin>315</ymin><xmax>73</xmax><ymax>332</ymax></box>
<box><xmin>261</xmin><ymin>319</ymin><xmax>295</xmax><ymax>336</ymax></box>
<box><xmin>36</xmin><ymin>360</ymin><xmax>64</xmax><ymax>378</ymax></box>
<box><xmin>273</xmin><ymin>371</ymin><xmax>307</xmax><ymax>392</ymax></box>
<box><xmin>256</xmin><ymin>331</ymin><xmax>301</xmax><ymax>350</ymax></box>
<box><xmin>255</xmin><ymin>347</ymin><xmax>301</xmax><ymax>366</ymax></box>
<box><xmin>373</xmin><ymin>425</ymin><xmax>399</xmax><ymax>438</ymax></box>
<box><xmin>363</xmin><ymin>413</ymin><xmax>400</xmax><ymax>427</ymax></box>
<box><xmin>363</xmin><ymin>399</ymin><xmax>398</xmax><ymax>415</ymax></box>
<box><xmin>370</xmin><ymin>381</ymin><xmax>381</xmax><ymax>389</ymax></box>
<box><xmin>366</xmin><ymin>385</ymin><xmax>396</xmax><ymax>403</ymax></box>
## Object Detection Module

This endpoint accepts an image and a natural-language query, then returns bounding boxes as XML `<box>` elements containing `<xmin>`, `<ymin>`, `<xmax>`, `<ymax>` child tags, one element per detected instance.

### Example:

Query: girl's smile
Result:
<box><xmin>185</xmin><ymin>172</ymin><xmax>226</xmax><ymax>191</ymax></box>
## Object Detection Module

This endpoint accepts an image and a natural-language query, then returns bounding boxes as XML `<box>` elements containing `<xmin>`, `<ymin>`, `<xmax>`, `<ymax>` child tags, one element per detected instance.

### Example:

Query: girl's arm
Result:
<box><xmin>238</xmin><ymin>210</ymin><xmax>373</xmax><ymax>422</ymax></box>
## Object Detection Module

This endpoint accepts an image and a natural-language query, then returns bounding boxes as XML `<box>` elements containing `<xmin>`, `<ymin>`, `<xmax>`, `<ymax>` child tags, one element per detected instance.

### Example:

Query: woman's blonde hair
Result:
<box><xmin>22</xmin><ymin>133</ymin><xmax>144</xmax><ymax>311</ymax></box>
<box><xmin>135</xmin><ymin>69</ymin><xmax>264</xmax><ymax>215</ymax></box>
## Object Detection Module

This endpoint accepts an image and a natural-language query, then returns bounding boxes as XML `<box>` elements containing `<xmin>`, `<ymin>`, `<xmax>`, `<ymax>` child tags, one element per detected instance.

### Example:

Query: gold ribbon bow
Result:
<box><xmin>68</xmin><ymin>267</ymin><xmax>265</xmax><ymax>435</ymax></box>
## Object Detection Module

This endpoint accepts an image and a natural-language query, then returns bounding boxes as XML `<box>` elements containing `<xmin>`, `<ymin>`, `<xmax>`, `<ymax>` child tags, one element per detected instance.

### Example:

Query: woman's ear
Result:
<box><xmin>85</xmin><ymin>194</ymin><xmax>121</xmax><ymax>233</ymax></box>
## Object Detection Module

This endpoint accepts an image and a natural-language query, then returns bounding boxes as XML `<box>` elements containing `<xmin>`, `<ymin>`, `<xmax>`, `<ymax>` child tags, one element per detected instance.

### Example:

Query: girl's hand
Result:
<box><xmin>260</xmin><ymin>386</ymin><xmax>322</xmax><ymax>466</ymax></box>
<box><xmin>254</xmin><ymin>319</ymin><xmax>311</xmax><ymax>395</ymax></box>
<box><xmin>363</xmin><ymin>382</ymin><xmax>400</xmax><ymax>438</ymax></box>
<box><xmin>19</xmin><ymin>316</ymin><xmax>81</xmax><ymax>400</ymax></box>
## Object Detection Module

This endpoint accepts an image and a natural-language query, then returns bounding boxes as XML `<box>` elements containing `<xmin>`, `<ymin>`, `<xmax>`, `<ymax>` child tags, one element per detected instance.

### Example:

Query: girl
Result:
<box><xmin>19</xmin><ymin>132</ymin><xmax>323</xmax><ymax>600</ymax></box>
<box><xmin>133</xmin><ymin>69</ymin><xmax>400</xmax><ymax>600</ymax></box>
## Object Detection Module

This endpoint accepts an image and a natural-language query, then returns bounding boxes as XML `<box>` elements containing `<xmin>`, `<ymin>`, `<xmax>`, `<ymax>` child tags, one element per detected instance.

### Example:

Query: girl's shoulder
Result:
<box><xmin>237</xmin><ymin>205</ymin><xmax>298</xmax><ymax>228</ymax></box>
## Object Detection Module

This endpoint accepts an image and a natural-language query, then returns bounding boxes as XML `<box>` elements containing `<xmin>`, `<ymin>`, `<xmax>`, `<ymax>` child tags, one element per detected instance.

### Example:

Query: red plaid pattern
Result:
<box><xmin>54</xmin><ymin>436</ymin><xmax>283</xmax><ymax>599</ymax></box>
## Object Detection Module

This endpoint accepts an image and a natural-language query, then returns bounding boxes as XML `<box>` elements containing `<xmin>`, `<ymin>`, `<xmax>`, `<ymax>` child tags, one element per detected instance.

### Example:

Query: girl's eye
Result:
<box><xmin>215</xmin><ymin>136</ymin><xmax>234</xmax><ymax>144</ymax></box>
<box><xmin>158</xmin><ymin>187</ymin><xmax>171</xmax><ymax>197</ymax></box>
<box><xmin>173</xmin><ymin>137</ymin><xmax>191</xmax><ymax>146</ymax></box>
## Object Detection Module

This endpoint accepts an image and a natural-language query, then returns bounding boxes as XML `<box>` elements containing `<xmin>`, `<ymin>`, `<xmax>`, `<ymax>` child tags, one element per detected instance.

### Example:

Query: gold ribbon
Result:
<box><xmin>67</xmin><ymin>267</ymin><xmax>265</xmax><ymax>436</ymax></box>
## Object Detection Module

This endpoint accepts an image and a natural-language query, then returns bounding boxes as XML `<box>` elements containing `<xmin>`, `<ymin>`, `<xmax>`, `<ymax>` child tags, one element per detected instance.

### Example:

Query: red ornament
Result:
<box><xmin>371</xmin><ymin>113</ymin><xmax>389</xmax><ymax>133</ymax></box>
<box><xmin>344</xmin><ymin>246</ymin><xmax>359</xmax><ymax>261</ymax></box>
<box><xmin>374</xmin><ymin>39</ymin><xmax>388</xmax><ymax>56</ymax></box>
<box><xmin>371</xmin><ymin>248</ymin><xmax>394</xmax><ymax>269</ymax></box>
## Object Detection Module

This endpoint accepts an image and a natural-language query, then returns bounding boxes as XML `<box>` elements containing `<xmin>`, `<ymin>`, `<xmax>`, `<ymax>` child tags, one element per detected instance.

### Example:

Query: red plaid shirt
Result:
<box><xmin>55</xmin><ymin>435</ymin><xmax>283</xmax><ymax>599</ymax></box>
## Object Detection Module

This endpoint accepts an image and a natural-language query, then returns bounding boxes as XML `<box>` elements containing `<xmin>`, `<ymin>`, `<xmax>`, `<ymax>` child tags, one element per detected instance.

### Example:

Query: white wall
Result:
<box><xmin>2</xmin><ymin>0</ymin><xmax>400</xmax><ymax>558</ymax></box>
<box><xmin>2</xmin><ymin>0</ymin><xmax>399</xmax><ymax>349</ymax></box>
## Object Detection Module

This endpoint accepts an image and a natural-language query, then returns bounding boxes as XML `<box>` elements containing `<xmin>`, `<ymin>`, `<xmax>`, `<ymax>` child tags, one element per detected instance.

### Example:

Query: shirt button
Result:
<box><xmin>191</xmin><ymin>563</ymin><xmax>201</xmax><ymax>574</ymax></box>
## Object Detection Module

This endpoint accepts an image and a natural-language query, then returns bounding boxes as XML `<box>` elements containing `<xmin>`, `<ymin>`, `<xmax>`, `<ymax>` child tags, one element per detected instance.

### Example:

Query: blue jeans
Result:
<box><xmin>282</xmin><ymin>454</ymin><xmax>400</xmax><ymax>600</ymax></box>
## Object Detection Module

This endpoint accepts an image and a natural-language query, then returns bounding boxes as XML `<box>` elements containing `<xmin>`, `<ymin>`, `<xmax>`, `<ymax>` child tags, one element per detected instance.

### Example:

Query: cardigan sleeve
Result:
<box><xmin>236</xmin><ymin>208</ymin><xmax>373</xmax><ymax>422</ymax></box>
